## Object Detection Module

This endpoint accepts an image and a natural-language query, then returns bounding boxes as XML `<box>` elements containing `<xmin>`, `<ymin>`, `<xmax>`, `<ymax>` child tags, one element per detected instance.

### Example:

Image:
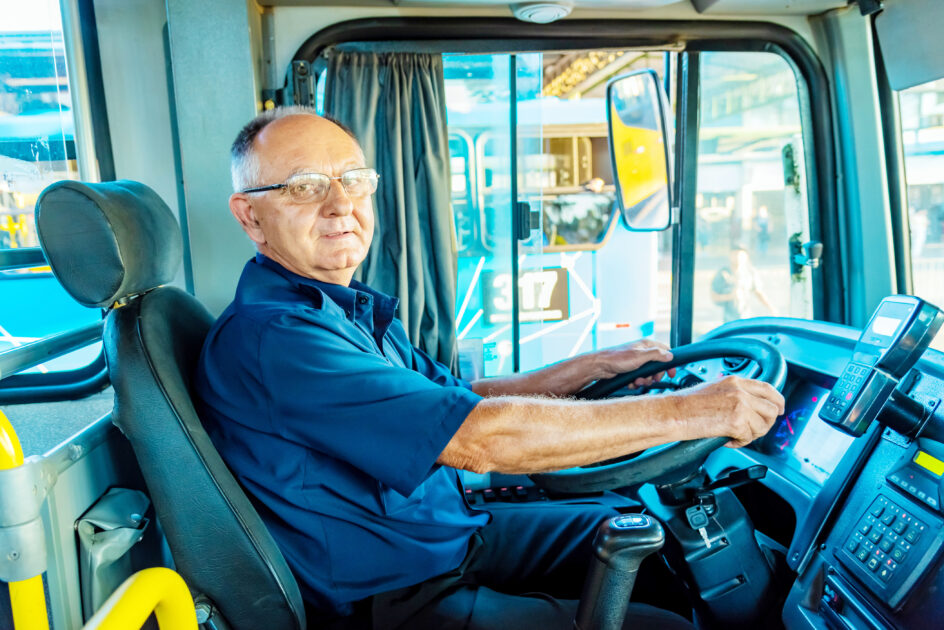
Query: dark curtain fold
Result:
<box><xmin>323</xmin><ymin>51</ymin><xmax>459</xmax><ymax>372</ymax></box>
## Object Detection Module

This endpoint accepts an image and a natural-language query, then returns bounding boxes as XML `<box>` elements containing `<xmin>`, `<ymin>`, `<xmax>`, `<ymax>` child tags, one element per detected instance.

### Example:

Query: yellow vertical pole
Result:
<box><xmin>0</xmin><ymin>410</ymin><xmax>49</xmax><ymax>630</ymax></box>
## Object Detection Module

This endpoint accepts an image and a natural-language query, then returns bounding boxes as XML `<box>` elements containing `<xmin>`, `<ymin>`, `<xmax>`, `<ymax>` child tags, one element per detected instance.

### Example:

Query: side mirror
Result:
<box><xmin>607</xmin><ymin>69</ymin><xmax>674</xmax><ymax>231</ymax></box>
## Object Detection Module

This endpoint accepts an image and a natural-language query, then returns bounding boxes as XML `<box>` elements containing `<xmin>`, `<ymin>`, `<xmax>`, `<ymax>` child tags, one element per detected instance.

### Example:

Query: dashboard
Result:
<box><xmin>692</xmin><ymin>317</ymin><xmax>944</xmax><ymax>630</ymax></box>
<box><xmin>465</xmin><ymin>313</ymin><xmax>943</xmax><ymax>629</ymax></box>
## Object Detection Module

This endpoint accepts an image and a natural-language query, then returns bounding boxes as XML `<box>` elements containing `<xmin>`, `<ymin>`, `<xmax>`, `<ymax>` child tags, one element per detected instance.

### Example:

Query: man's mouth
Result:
<box><xmin>324</xmin><ymin>230</ymin><xmax>355</xmax><ymax>239</ymax></box>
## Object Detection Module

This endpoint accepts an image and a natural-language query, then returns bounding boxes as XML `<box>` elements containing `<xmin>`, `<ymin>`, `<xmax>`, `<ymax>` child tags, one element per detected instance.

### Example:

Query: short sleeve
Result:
<box><xmin>259</xmin><ymin>312</ymin><xmax>482</xmax><ymax>496</ymax></box>
<box><xmin>410</xmin><ymin>343</ymin><xmax>473</xmax><ymax>390</ymax></box>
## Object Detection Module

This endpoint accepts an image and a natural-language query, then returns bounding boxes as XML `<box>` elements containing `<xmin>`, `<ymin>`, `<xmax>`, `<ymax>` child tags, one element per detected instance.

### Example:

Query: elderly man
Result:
<box><xmin>195</xmin><ymin>107</ymin><xmax>784</xmax><ymax>629</ymax></box>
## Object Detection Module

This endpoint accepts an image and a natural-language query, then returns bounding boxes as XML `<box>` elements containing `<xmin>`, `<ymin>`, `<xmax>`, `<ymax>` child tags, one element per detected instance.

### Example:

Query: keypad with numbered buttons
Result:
<box><xmin>844</xmin><ymin>496</ymin><xmax>926</xmax><ymax>584</ymax></box>
<box><xmin>823</xmin><ymin>363</ymin><xmax>870</xmax><ymax>418</ymax></box>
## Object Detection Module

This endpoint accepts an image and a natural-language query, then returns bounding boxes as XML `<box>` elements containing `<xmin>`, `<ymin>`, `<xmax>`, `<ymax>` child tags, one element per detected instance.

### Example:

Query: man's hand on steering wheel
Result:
<box><xmin>669</xmin><ymin>375</ymin><xmax>785</xmax><ymax>448</ymax></box>
<box><xmin>531</xmin><ymin>338</ymin><xmax>790</xmax><ymax>493</ymax></box>
<box><xmin>592</xmin><ymin>339</ymin><xmax>678</xmax><ymax>388</ymax></box>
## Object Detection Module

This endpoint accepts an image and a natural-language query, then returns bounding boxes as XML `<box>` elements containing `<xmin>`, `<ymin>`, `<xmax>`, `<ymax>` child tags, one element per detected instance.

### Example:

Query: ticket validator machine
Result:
<box><xmin>820</xmin><ymin>295</ymin><xmax>944</xmax><ymax>439</ymax></box>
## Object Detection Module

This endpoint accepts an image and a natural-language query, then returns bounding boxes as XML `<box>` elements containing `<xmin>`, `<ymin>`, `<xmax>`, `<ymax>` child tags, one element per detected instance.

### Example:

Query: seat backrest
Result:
<box><xmin>36</xmin><ymin>180</ymin><xmax>306</xmax><ymax>630</ymax></box>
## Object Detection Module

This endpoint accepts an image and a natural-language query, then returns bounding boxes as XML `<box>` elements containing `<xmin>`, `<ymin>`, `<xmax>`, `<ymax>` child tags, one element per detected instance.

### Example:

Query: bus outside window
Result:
<box><xmin>444</xmin><ymin>51</ymin><xmax>673</xmax><ymax>378</ymax></box>
<box><xmin>0</xmin><ymin>0</ymin><xmax>102</xmax><ymax>374</ymax></box>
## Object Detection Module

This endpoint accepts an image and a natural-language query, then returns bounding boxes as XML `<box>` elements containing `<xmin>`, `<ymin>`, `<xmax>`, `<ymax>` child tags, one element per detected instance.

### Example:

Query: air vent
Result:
<box><xmin>511</xmin><ymin>2</ymin><xmax>573</xmax><ymax>24</ymax></box>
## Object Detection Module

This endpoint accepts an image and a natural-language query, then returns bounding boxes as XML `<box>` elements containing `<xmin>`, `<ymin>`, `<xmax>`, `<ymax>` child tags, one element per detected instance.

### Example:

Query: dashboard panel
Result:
<box><xmin>694</xmin><ymin>317</ymin><xmax>944</xmax><ymax>630</ymax></box>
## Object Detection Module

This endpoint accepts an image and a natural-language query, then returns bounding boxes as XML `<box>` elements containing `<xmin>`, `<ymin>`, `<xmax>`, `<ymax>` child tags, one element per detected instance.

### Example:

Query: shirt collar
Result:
<box><xmin>253</xmin><ymin>253</ymin><xmax>398</xmax><ymax>328</ymax></box>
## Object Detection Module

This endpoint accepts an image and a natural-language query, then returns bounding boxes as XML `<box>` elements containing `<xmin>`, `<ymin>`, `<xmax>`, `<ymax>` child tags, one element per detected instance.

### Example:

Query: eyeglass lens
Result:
<box><xmin>286</xmin><ymin>169</ymin><xmax>378</xmax><ymax>201</ymax></box>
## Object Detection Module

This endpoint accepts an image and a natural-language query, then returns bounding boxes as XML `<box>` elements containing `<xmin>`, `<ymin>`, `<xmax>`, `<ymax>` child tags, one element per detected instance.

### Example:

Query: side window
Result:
<box><xmin>692</xmin><ymin>52</ymin><xmax>813</xmax><ymax>339</ymax></box>
<box><xmin>899</xmin><ymin>78</ymin><xmax>944</xmax><ymax>350</ymax></box>
<box><xmin>445</xmin><ymin>51</ymin><xmax>673</xmax><ymax>377</ymax></box>
<box><xmin>0</xmin><ymin>3</ymin><xmax>103</xmax><ymax>373</ymax></box>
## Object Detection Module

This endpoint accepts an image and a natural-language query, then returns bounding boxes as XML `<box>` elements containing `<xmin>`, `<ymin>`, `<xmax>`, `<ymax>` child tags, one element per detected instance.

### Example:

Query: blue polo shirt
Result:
<box><xmin>194</xmin><ymin>254</ymin><xmax>488</xmax><ymax>615</ymax></box>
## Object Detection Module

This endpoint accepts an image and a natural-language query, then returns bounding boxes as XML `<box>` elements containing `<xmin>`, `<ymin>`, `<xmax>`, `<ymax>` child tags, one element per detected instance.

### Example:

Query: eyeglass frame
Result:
<box><xmin>239</xmin><ymin>168</ymin><xmax>380</xmax><ymax>198</ymax></box>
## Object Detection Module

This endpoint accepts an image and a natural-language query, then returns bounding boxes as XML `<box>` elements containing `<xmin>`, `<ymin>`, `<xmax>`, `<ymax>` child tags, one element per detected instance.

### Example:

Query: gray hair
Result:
<box><xmin>229</xmin><ymin>106</ymin><xmax>358</xmax><ymax>191</ymax></box>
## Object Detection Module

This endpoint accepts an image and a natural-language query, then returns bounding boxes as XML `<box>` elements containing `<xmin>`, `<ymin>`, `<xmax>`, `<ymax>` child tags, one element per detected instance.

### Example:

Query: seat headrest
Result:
<box><xmin>36</xmin><ymin>180</ymin><xmax>183</xmax><ymax>309</ymax></box>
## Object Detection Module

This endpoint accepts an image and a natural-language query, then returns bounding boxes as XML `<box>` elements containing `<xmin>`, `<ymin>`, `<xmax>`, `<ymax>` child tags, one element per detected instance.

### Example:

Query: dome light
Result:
<box><xmin>511</xmin><ymin>2</ymin><xmax>573</xmax><ymax>24</ymax></box>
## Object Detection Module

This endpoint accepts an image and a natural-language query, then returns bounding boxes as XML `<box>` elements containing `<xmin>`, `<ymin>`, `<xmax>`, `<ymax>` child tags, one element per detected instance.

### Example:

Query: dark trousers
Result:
<box><xmin>366</xmin><ymin>502</ymin><xmax>694</xmax><ymax>630</ymax></box>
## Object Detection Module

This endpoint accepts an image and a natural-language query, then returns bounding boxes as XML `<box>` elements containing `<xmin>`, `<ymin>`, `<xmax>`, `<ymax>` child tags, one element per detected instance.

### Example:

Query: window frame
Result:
<box><xmin>870</xmin><ymin>17</ymin><xmax>914</xmax><ymax>297</ymax></box>
<box><xmin>0</xmin><ymin>0</ymin><xmax>113</xmax><ymax>400</ymax></box>
<box><xmin>290</xmin><ymin>17</ymin><xmax>839</xmax><ymax>349</ymax></box>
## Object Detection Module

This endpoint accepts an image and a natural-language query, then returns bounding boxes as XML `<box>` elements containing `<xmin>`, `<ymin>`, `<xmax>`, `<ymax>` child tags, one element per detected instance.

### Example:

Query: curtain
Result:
<box><xmin>323</xmin><ymin>51</ymin><xmax>459</xmax><ymax>372</ymax></box>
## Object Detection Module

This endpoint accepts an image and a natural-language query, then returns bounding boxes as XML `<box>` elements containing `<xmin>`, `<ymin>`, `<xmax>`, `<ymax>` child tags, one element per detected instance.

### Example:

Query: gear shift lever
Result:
<box><xmin>574</xmin><ymin>514</ymin><xmax>665</xmax><ymax>630</ymax></box>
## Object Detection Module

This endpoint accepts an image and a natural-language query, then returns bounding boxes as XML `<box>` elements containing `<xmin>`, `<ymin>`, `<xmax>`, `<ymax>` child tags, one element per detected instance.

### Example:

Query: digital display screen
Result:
<box><xmin>914</xmin><ymin>451</ymin><xmax>944</xmax><ymax>477</ymax></box>
<box><xmin>862</xmin><ymin>301</ymin><xmax>914</xmax><ymax>346</ymax></box>
<box><xmin>760</xmin><ymin>382</ymin><xmax>855</xmax><ymax>485</ymax></box>
<box><xmin>871</xmin><ymin>316</ymin><xmax>902</xmax><ymax>337</ymax></box>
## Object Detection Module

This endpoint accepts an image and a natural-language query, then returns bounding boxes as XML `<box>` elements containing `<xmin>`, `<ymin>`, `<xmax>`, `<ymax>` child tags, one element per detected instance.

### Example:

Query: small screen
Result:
<box><xmin>871</xmin><ymin>316</ymin><xmax>902</xmax><ymax>337</ymax></box>
<box><xmin>760</xmin><ymin>383</ymin><xmax>855</xmax><ymax>485</ymax></box>
<box><xmin>862</xmin><ymin>300</ymin><xmax>914</xmax><ymax>346</ymax></box>
<box><xmin>914</xmin><ymin>451</ymin><xmax>944</xmax><ymax>477</ymax></box>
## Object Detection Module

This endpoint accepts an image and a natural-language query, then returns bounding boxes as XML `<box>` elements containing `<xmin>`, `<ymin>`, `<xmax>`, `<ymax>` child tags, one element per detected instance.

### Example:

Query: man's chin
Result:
<box><xmin>308</xmin><ymin>251</ymin><xmax>367</xmax><ymax>277</ymax></box>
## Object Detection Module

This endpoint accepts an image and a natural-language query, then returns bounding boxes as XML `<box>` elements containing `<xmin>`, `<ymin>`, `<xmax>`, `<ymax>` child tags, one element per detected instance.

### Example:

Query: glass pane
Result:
<box><xmin>446</xmin><ymin>51</ymin><xmax>673</xmax><ymax>378</ymax></box>
<box><xmin>692</xmin><ymin>52</ymin><xmax>813</xmax><ymax>339</ymax></box>
<box><xmin>445</xmin><ymin>53</ymin><xmax>515</xmax><ymax>378</ymax></box>
<box><xmin>899</xmin><ymin>77</ymin><xmax>944</xmax><ymax>351</ymax></box>
<box><xmin>0</xmin><ymin>0</ymin><xmax>102</xmax><ymax>372</ymax></box>
<box><xmin>515</xmin><ymin>52</ymin><xmax>672</xmax><ymax>373</ymax></box>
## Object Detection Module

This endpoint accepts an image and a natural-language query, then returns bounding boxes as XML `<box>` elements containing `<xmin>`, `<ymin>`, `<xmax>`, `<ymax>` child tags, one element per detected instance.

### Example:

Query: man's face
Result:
<box><xmin>230</xmin><ymin>114</ymin><xmax>374</xmax><ymax>285</ymax></box>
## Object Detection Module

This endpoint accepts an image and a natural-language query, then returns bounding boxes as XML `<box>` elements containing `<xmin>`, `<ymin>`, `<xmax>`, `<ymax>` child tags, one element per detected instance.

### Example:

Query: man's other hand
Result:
<box><xmin>593</xmin><ymin>339</ymin><xmax>677</xmax><ymax>388</ymax></box>
<box><xmin>672</xmin><ymin>375</ymin><xmax>785</xmax><ymax>448</ymax></box>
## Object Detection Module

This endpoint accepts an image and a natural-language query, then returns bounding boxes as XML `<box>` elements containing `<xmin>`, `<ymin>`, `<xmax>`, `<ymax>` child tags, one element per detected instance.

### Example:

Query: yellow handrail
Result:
<box><xmin>82</xmin><ymin>567</ymin><xmax>198</xmax><ymax>630</ymax></box>
<box><xmin>0</xmin><ymin>409</ymin><xmax>49</xmax><ymax>630</ymax></box>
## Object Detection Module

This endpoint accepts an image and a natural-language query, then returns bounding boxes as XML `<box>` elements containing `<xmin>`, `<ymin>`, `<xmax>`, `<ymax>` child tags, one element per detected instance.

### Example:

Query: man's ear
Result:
<box><xmin>229</xmin><ymin>193</ymin><xmax>266</xmax><ymax>246</ymax></box>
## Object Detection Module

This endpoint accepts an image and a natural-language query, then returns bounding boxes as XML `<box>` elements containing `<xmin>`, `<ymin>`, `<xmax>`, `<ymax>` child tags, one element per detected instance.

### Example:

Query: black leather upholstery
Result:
<box><xmin>35</xmin><ymin>180</ymin><xmax>306</xmax><ymax>629</ymax></box>
<box><xmin>35</xmin><ymin>180</ymin><xmax>182</xmax><ymax>308</ymax></box>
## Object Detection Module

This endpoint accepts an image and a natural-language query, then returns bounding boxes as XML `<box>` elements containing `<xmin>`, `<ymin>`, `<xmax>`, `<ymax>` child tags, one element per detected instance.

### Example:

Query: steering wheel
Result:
<box><xmin>529</xmin><ymin>338</ymin><xmax>787</xmax><ymax>493</ymax></box>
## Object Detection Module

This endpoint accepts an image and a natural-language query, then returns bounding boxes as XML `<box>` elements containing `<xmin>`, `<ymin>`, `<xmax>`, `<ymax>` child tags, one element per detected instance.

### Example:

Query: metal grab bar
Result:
<box><xmin>0</xmin><ymin>320</ymin><xmax>104</xmax><ymax>381</ymax></box>
<box><xmin>82</xmin><ymin>567</ymin><xmax>198</xmax><ymax>630</ymax></box>
<box><xmin>0</xmin><ymin>248</ymin><xmax>47</xmax><ymax>272</ymax></box>
<box><xmin>1</xmin><ymin>410</ymin><xmax>50</xmax><ymax>630</ymax></box>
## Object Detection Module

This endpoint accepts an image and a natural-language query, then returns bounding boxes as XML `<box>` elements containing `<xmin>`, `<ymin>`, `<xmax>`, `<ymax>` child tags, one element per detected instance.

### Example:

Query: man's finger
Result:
<box><xmin>746</xmin><ymin>394</ymin><xmax>781</xmax><ymax>424</ymax></box>
<box><xmin>738</xmin><ymin>379</ymin><xmax>785</xmax><ymax>413</ymax></box>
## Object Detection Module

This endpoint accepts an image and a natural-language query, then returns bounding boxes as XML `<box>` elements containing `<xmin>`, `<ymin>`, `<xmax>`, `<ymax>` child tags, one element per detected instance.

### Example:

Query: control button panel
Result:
<box><xmin>887</xmin><ymin>454</ymin><xmax>943</xmax><ymax>512</ymax></box>
<box><xmin>465</xmin><ymin>485</ymin><xmax>544</xmax><ymax>505</ymax></box>
<box><xmin>838</xmin><ymin>494</ymin><xmax>941</xmax><ymax>607</ymax></box>
<box><xmin>822</xmin><ymin>362</ymin><xmax>870</xmax><ymax>419</ymax></box>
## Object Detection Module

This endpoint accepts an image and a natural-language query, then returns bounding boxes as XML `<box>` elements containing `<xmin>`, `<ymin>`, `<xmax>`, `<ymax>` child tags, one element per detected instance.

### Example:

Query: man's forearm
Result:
<box><xmin>440</xmin><ymin>394</ymin><xmax>690</xmax><ymax>474</ymax></box>
<box><xmin>470</xmin><ymin>353</ymin><xmax>604</xmax><ymax>398</ymax></box>
<box><xmin>441</xmin><ymin>375</ymin><xmax>785</xmax><ymax>475</ymax></box>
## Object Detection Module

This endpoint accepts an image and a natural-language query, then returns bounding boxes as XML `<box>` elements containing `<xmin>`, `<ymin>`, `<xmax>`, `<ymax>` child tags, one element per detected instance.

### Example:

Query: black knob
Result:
<box><xmin>575</xmin><ymin>514</ymin><xmax>665</xmax><ymax>630</ymax></box>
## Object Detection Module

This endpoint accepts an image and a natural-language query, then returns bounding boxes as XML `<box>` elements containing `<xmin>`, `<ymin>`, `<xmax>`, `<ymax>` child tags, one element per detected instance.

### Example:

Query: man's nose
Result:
<box><xmin>320</xmin><ymin>179</ymin><xmax>355</xmax><ymax>216</ymax></box>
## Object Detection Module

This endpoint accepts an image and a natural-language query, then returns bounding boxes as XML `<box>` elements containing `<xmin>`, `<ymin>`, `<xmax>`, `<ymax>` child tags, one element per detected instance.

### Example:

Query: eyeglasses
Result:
<box><xmin>241</xmin><ymin>168</ymin><xmax>380</xmax><ymax>203</ymax></box>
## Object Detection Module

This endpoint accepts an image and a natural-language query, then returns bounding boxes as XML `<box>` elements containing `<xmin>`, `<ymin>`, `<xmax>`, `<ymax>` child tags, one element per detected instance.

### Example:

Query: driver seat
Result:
<box><xmin>35</xmin><ymin>180</ymin><xmax>306</xmax><ymax>629</ymax></box>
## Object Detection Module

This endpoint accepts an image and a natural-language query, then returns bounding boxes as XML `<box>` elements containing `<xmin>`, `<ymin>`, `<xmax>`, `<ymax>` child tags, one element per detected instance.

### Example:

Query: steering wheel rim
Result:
<box><xmin>528</xmin><ymin>338</ymin><xmax>787</xmax><ymax>493</ymax></box>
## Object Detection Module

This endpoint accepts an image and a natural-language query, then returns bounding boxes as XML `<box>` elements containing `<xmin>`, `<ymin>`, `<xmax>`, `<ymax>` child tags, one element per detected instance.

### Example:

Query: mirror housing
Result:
<box><xmin>606</xmin><ymin>69</ymin><xmax>674</xmax><ymax>232</ymax></box>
